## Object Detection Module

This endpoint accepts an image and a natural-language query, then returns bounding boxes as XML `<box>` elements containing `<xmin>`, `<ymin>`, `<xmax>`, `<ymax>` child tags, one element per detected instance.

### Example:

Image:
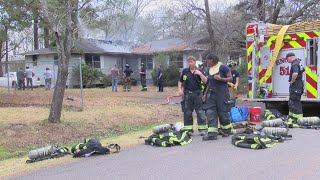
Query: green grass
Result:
<box><xmin>0</xmin><ymin>123</ymin><xmax>159</xmax><ymax>162</ymax></box>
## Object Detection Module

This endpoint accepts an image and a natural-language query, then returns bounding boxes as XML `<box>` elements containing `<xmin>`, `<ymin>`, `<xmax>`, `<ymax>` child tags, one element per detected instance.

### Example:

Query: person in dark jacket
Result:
<box><xmin>157</xmin><ymin>64</ymin><xmax>164</xmax><ymax>92</ymax></box>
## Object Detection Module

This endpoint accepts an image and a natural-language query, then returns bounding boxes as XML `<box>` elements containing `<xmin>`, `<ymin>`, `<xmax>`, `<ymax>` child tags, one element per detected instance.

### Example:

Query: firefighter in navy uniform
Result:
<box><xmin>140</xmin><ymin>63</ymin><xmax>147</xmax><ymax>91</ymax></box>
<box><xmin>286</xmin><ymin>53</ymin><xmax>305</xmax><ymax>128</ymax></box>
<box><xmin>202</xmin><ymin>54</ymin><xmax>233</xmax><ymax>140</ymax></box>
<box><xmin>178</xmin><ymin>56</ymin><xmax>208</xmax><ymax>136</ymax></box>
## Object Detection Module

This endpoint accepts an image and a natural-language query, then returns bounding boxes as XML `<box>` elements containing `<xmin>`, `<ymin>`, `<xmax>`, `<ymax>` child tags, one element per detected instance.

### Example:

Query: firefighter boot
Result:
<box><xmin>199</xmin><ymin>130</ymin><xmax>207</xmax><ymax>136</ymax></box>
<box><xmin>202</xmin><ymin>133</ymin><xmax>218</xmax><ymax>141</ymax></box>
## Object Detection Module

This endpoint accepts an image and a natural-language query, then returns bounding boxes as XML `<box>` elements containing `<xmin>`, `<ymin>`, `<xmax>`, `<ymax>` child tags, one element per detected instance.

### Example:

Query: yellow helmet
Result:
<box><xmin>195</xmin><ymin>61</ymin><xmax>203</xmax><ymax>68</ymax></box>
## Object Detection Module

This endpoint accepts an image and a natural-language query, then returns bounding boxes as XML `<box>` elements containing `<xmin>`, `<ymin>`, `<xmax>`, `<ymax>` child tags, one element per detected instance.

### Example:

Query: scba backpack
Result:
<box><xmin>229</xmin><ymin>106</ymin><xmax>249</xmax><ymax>122</ymax></box>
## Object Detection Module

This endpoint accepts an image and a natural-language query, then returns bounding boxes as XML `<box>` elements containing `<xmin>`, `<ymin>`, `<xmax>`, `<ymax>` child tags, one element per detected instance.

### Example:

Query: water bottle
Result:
<box><xmin>28</xmin><ymin>145</ymin><xmax>58</xmax><ymax>160</ymax></box>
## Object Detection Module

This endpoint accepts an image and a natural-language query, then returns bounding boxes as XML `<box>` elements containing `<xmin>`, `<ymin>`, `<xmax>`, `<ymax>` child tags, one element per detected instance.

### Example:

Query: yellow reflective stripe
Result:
<box><xmin>198</xmin><ymin>125</ymin><xmax>208</xmax><ymax>130</ymax></box>
<box><xmin>161</xmin><ymin>142</ymin><xmax>167</xmax><ymax>147</ymax></box>
<box><xmin>259</xmin><ymin>66</ymin><xmax>263</xmax><ymax>85</ymax></box>
<box><xmin>289</xmin><ymin>40</ymin><xmax>302</xmax><ymax>48</ymax></box>
<box><xmin>249</xmin><ymin>90</ymin><xmax>252</xmax><ymax>97</ymax></box>
<box><xmin>248</xmin><ymin>61</ymin><xmax>252</xmax><ymax>71</ymax></box>
<box><xmin>297</xmin><ymin>32</ymin><xmax>311</xmax><ymax>41</ymax></box>
<box><xmin>314</xmin><ymin>31</ymin><xmax>320</xmax><ymax>36</ymax></box>
<box><xmin>208</xmin><ymin>127</ymin><xmax>218</xmax><ymax>132</ymax></box>
<box><xmin>251</xmin><ymin>144</ymin><xmax>259</xmax><ymax>149</ymax></box>
<box><xmin>292</xmin><ymin>113</ymin><xmax>303</xmax><ymax>118</ymax></box>
<box><xmin>235</xmin><ymin>140</ymin><xmax>244</xmax><ymax>146</ymax></box>
<box><xmin>306</xmin><ymin>83</ymin><xmax>317</xmax><ymax>98</ymax></box>
<box><xmin>221</xmin><ymin>124</ymin><xmax>232</xmax><ymax>130</ymax></box>
<box><xmin>264</xmin><ymin>25</ymin><xmax>290</xmax><ymax>82</ymax></box>
<box><xmin>247</xmin><ymin>33</ymin><xmax>254</xmax><ymax>37</ymax></box>
<box><xmin>306</xmin><ymin>66</ymin><xmax>318</xmax><ymax>82</ymax></box>
<box><xmin>247</xmin><ymin>43</ymin><xmax>253</xmax><ymax>56</ymax></box>
<box><xmin>183</xmin><ymin>125</ymin><xmax>193</xmax><ymax>130</ymax></box>
<box><xmin>266</xmin><ymin>36</ymin><xmax>277</xmax><ymax>47</ymax></box>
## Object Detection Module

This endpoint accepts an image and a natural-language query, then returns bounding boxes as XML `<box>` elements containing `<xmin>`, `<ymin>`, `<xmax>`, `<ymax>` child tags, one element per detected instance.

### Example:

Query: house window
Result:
<box><xmin>32</xmin><ymin>55</ymin><xmax>37</xmax><ymax>66</ymax></box>
<box><xmin>85</xmin><ymin>54</ymin><xmax>100</xmax><ymax>68</ymax></box>
<box><xmin>170</xmin><ymin>54</ymin><xmax>183</xmax><ymax>68</ymax></box>
<box><xmin>54</xmin><ymin>55</ymin><xmax>58</xmax><ymax>65</ymax></box>
<box><xmin>141</xmin><ymin>56</ymin><xmax>153</xmax><ymax>70</ymax></box>
<box><xmin>307</xmin><ymin>39</ymin><xmax>318</xmax><ymax>66</ymax></box>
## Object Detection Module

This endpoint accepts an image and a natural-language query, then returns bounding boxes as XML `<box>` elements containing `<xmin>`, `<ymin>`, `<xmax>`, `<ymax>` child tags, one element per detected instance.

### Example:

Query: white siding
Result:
<box><xmin>101</xmin><ymin>55</ymin><xmax>118</xmax><ymax>75</ymax></box>
<box><xmin>25</xmin><ymin>54</ymin><xmax>80</xmax><ymax>87</ymax></box>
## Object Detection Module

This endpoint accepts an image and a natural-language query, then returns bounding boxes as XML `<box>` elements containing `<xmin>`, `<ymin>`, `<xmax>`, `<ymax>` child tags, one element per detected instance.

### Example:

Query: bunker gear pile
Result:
<box><xmin>71</xmin><ymin>138</ymin><xmax>120</xmax><ymax>158</ymax></box>
<box><xmin>231</xmin><ymin>134</ymin><xmax>283</xmax><ymax>150</ymax></box>
<box><xmin>145</xmin><ymin>130</ymin><xmax>192</xmax><ymax>147</ymax></box>
<box><xmin>26</xmin><ymin>145</ymin><xmax>70</xmax><ymax>164</ymax></box>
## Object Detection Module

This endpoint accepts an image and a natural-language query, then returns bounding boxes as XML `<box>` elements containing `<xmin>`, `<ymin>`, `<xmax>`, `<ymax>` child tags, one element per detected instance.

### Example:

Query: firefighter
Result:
<box><xmin>286</xmin><ymin>53</ymin><xmax>304</xmax><ymax>128</ymax></box>
<box><xmin>178</xmin><ymin>56</ymin><xmax>208</xmax><ymax>136</ymax></box>
<box><xmin>227</xmin><ymin>60</ymin><xmax>239</xmax><ymax>107</ymax></box>
<box><xmin>123</xmin><ymin>64</ymin><xmax>133</xmax><ymax>92</ymax></box>
<box><xmin>140</xmin><ymin>63</ymin><xmax>147</xmax><ymax>91</ymax></box>
<box><xmin>202</xmin><ymin>54</ymin><xmax>233</xmax><ymax>140</ymax></box>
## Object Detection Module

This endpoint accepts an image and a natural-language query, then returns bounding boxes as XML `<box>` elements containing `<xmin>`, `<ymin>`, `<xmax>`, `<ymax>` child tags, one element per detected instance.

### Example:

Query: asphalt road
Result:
<box><xmin>10</xmin><ymin>128</ymin><xmax>320</xmax><ymax>180</ymax></box>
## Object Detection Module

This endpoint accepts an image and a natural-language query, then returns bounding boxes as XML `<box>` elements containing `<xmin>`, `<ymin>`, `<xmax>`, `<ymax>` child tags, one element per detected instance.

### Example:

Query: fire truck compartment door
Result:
<box><xmin>272</xmin><ymin>48</ymin><xmax>305</xmax><ymax>96</ymax></box>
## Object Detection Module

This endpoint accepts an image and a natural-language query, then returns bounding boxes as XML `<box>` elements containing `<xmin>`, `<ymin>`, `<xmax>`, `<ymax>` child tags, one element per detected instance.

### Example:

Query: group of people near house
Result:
<box><xmin>110</xmin><ymin>63</ymin><xmax>164</xmax><ymax>92</ymax></box>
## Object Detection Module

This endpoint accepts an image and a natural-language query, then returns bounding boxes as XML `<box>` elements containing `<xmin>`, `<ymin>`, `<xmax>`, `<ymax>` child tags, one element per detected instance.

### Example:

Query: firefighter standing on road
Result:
<box><xmin>202</xmin><ymin>54</ymin><xmax>233</xmax><ymax>141</ymax></box>
<box><xmin>178</xmin><ymin>56</ymin><xmax>208</xmax><ymax>136</ymax></box>
<box><xmin>286</xmin><ymin>53</ymin><xmax>304</xmax><ymax>128</ymax></box>
<box><xmin>227</xmin><ymin>60</ymin><xmax>239</xmax><ymax>107</ymax></box>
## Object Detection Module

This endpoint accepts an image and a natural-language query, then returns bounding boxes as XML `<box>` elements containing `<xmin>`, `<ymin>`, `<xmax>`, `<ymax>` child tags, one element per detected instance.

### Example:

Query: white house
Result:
<box><xmin>23</xmin><ymin>38</ymin><xmax>208</xmax><ymax>87</ymax></box>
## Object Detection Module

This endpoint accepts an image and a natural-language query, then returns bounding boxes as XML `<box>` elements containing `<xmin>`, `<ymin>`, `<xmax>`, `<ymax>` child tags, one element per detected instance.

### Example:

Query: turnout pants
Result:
<box><xmin>203</xmin><ymin>86</ymin><xmax>232</xmax><ymax>136</ymax></box>
<box><xmin>158</xmin><ymin>78</ymin><xmax>164</xmax><ymax>92</ymax></box>
<box><xmin>288</xmin><ymin>80</ymin><xmax>304</xmax><ymax>128</ymax></box>
<box><xmin>123</xmin><ymin>77</ymin><xmax>131</xmax><ymax>91</ymax></box>
<box><xmin>141</xmin><ymin>76</ymin><xmax>147</xmax><ymax>90</ymax></box>
<box><xmin>181</xmin><ymin>91</ymin><xmax>207</xmax><ymax>132</ymax></box>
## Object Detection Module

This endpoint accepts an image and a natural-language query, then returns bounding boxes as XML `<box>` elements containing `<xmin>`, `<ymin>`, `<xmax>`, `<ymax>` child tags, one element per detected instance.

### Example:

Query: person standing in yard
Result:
<box><xmin>43</xmin><ymin>68</ymin><xmax>53</xmax><ymax>91</ymax></box>
<box><xmin>157</xmin><ymin>64</ymin><xmax>164</xmax><ymax>92</ymax></box>
<box><xmin>25</xmin><ymin>67</ymin><xmax>34</xmax><ymax>90</ymax></box>
<box><xmin>140</xmin><ymin>63</ymin><xmax>147</xmax><ymax>91</ymax></box>
<box><xmin>227</xmin><ymin>60</ymin><xmax>239</xmax><ymax>107</ymax></box>
<box><xmin>111</xmin><ymin>64</ymin><xmax>120</xmax><ymax>92</ymax></box>
<box><xmin>178</xmin><ymin>56</ymin><xmax>208</xmax><ymax>136</ymax></box>
<box><xmin>123</xmin><ymin>64</ymin><xmax>133</xmax><ymax>92</ymax></box>
<box><xmin>17</xmin><ymin>67</ymin><xmax>25</xmax><ymax>90</ymax></box>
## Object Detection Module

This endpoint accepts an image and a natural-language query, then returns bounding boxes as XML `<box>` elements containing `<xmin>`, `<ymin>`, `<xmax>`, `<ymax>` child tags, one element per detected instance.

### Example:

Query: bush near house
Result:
<box><xmin>151</xmin><ymin>64</ymin><xmax>180</xmax><ymax>87</ymax></box>
<box><xmin>71</xmin><ymin>64</ymin><xmax>106</xmax><ymax>88</ymax></box>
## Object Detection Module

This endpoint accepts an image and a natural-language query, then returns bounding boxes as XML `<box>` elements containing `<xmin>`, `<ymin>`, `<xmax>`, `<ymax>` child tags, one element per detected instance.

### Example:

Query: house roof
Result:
<box><xmin>23</xmin><ymin>38</ymin><xmax>208</xmax><ymax>56</ymax></box>
<box><xmin>23</xmin><ymin>38</ymin><xmax>132</xmax><ymax>56</ymax></box>
<box><xmin>132</xmin><ymin>38</ymin><xmax>208</xmax><ymax>54</ymax></box>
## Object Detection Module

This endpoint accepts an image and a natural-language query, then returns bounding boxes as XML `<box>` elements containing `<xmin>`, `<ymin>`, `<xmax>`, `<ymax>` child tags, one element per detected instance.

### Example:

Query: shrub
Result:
<box><xmin>151</xmin><ymin>64</ymin><xmax>180</xmax><ymax>87</ymax></box>
<box><xmin>71</xmin><ymin>64</ymin><xmax>106</xmax><ymax>88</ymax></box>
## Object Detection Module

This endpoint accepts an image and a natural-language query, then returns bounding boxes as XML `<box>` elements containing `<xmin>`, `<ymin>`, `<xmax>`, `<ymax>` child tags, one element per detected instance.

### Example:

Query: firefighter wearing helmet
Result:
<box><xmin>140</xmin><ymin>63</ymin><xmax>147</xmax><ymax>91</ymax></box>
<box><xmin>227</xmin><ymin>60</ymin><xmax>239</xmax><ymax>107</ymax></box>
<box><xmin>123</xmin><ymin>64</ymin><xmax>133</xmax><ymax>92</ymax></box>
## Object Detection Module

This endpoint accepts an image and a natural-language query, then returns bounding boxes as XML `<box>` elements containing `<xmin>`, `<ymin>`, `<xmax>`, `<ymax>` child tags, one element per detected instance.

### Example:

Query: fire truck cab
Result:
<box><xmin>246</xmin><ymin>21</ymin><xmax>320</xmax><ymax>113</ymax></box>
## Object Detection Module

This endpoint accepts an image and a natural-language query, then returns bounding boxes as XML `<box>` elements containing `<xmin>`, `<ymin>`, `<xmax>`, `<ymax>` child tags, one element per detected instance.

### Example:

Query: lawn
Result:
<box><xmin>0</xmin><ymin>86</ymin><xmax>182</xmax><ymax>159</ymax></box>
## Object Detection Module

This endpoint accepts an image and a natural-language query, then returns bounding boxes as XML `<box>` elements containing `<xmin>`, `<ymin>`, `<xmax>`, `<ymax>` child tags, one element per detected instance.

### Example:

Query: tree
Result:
<box><xmin>204</xmin><ymin>0</ymin><xmax>215</xmax><ymax>52</ymax></box>
<box><xmin>0</xmin><ymin>1</ymin><xmax>31</xmax><ymax>76</ymax></box>
<box><xmin>38</xmin><ymin>0</ymin><xmax>77</xmax><ymax>123</ymax></box>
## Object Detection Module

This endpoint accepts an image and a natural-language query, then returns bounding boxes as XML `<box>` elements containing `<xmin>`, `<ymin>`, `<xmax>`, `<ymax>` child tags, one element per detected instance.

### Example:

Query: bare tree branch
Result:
<box><xmin>288</xmin><ymin>0</ymin><xmax>320</xmax><ymax>24</ymax></box>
